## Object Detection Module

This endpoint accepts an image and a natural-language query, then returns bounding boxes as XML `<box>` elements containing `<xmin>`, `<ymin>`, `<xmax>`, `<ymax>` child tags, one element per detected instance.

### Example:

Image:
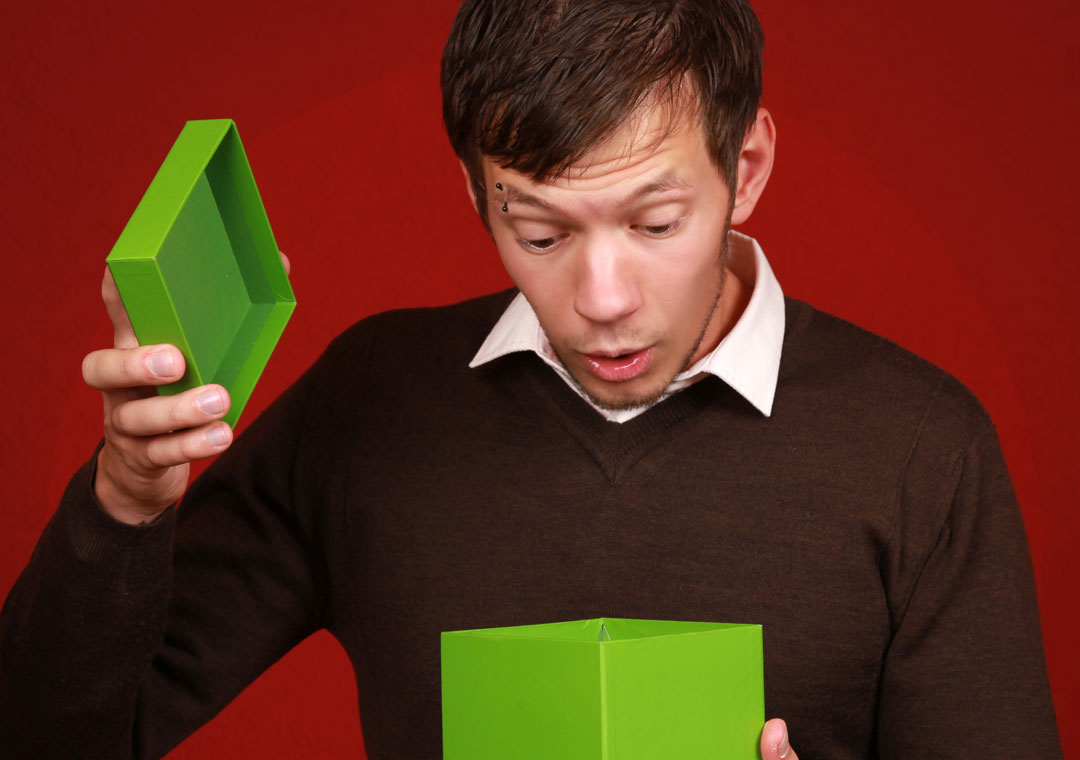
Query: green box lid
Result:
<box><xmin>442</xmin><ymin>617</ymin><xmax>764</xmax><ymax>760</ymax></box>
<box><xmin>106</xmin><ymin>119</ymin><xmax>296</xmax><ymax>427</ymax></box>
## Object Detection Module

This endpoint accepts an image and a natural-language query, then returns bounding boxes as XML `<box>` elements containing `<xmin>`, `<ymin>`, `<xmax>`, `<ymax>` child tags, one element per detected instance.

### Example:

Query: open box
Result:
<box><xmin>442</xmin><ymin>617</ymin><xmax>763</xmax><ymax>759</ymax></box>
<box><xmin>106</xmin><ymin>119</ymin><xmax>295</xmax><ymax>427</ymax></box>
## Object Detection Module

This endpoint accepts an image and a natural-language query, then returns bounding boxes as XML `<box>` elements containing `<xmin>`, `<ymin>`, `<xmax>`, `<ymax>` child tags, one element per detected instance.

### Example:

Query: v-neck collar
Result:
<box><xmin>501</xmin><ymin>353</ymin><xmax>738</xmax><ymax>483</ymax></box>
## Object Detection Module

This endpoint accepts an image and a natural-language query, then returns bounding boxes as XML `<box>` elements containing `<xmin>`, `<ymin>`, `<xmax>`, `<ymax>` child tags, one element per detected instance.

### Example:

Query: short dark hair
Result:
<box><xmin>441</xmin><ymin>0</ymin><xmax>764</xmax><ymax>227</ymax></box>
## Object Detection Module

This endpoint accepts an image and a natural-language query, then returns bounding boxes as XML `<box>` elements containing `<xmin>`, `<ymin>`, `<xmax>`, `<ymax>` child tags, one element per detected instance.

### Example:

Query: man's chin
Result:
<box><xmin>573</xmin><ymin>374</ymin><xmax>673</xmax><ymax>412</ymax></box>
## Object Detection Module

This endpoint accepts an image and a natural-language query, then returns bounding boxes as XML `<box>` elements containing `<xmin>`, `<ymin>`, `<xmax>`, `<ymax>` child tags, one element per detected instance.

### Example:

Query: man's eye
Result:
<box><xmin>519</xmin><ymin>234</ymin><xmax>566</xmax><ymax>252</ymax></box>
<box><xmin>635</xmin><ymin>218</ymin><xmax>685</xmax><ymax>237</ymax></box>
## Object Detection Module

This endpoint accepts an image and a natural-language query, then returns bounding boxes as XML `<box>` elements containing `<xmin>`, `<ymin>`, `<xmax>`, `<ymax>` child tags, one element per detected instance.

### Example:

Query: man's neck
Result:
<box><xmin>691</xmin><ymin>264</ymin><xmax>751</xmax><ymax>368</ymax></box>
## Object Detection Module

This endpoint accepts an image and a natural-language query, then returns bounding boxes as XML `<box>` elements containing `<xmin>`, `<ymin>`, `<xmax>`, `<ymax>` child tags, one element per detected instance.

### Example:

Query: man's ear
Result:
<box><xmin>730</xmin><ymin>107</ymin><xmax>776</xmax><ymax>225</ymax></box>
<box><xmin>460</xmin><ymin>159</ymin><xmax>480</xmax><ymax>213</ymax></box>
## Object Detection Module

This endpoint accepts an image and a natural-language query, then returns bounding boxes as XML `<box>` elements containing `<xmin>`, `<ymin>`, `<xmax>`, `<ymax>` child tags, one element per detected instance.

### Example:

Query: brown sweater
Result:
<box><xmin>0</xmin><ymin>291</ymin><xmax>1061</xmax><ymax>758</ymax></box>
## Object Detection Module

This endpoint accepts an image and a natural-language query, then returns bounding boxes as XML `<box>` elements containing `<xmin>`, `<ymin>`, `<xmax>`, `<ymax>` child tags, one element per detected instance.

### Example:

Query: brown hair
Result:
<box><xmin>441</xmin><ymin>0</ymin><xmax>764</xmax><ymax>227</ymax></box>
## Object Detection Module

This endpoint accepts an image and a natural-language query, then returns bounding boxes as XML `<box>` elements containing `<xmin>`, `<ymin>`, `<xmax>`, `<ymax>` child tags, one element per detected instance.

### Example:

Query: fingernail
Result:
<box><xmin>778</xmin><ymin>727</ymin><xmax>790</xmax><ymax>759</ymax></box>
<box><xmin>197</xmin><ymin>389</ymin><xmax>225</xmax><ymax>415</ymax></box>
<box><xmin>147</xmin><ymin>350</ymin><xmax>176</xmax><ymax>378</ymax></box>
<box><xmin>206</xmin><ymin>424</ymin><xmax>228</xmax><ymax>447</ymax></box>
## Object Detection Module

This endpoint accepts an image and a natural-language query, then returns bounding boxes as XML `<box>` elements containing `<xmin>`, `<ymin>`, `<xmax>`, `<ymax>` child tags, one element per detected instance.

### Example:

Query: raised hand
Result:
<box><xmin>81</xmin><ymin>267</ymin><xmax>233</xmax><ymax>524</ymax></box>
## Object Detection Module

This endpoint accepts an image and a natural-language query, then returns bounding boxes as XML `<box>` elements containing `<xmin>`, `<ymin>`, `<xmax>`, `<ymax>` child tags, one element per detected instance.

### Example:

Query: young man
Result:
<box><xmin>0</xmin><ymin>0</ymin><xmax>1061</xmax><ymax>757</ymax></box>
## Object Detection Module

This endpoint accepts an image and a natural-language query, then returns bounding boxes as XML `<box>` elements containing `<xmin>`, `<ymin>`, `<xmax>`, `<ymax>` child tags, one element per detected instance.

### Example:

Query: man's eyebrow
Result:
<box><xmin>501</xmin><ymin>184</ymin><xmax>554</xmax><ymax>211</ymax></box>
<box><xmin>499</xmin><ymin>173</ymin><xmax>692</xmax><ymax>214</ymax></box>
<box><xmin>620</xmin><ymin>174</ymin><xmax>693</xmax><ymax>206</ymax></box>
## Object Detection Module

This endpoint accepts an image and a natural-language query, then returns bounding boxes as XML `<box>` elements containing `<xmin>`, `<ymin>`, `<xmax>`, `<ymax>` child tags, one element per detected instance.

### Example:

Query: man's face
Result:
<box><xmin>482</xmin><ymin>106</ymin><xmax>738</xmax><ymax>410</ymax></box>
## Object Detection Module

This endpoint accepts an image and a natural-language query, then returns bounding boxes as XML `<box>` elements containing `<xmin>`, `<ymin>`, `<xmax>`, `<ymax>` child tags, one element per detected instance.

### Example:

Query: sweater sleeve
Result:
<box><xmin>876</xmin><ymin>394</ymin><xmax>1061</xmax><ymax>757</ymax></box>
<box><xmin>0</xmin><ymin>338</ymin><xmax>338</xmax><ymax>759</ymax></box>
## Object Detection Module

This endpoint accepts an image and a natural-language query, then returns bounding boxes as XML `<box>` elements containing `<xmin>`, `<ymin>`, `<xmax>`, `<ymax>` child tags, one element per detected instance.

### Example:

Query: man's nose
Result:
<box><xmin>572</xmin><ymin>238</ymin><xmax>642</xmax><ymax>325</ymax></box>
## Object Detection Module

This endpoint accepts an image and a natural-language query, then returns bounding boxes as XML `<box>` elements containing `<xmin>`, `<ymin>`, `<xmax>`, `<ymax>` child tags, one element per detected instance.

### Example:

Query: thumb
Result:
<box><xmin>760</xmin><ymin>718</ymin><xmax>798</xmax><ymax>760</ymax></box>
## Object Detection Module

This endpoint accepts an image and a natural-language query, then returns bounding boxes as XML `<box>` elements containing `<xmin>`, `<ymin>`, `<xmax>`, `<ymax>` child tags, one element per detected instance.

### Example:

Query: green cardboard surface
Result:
<box><xmin>106</xmin><ymin>119</ymin><xmax>295</xmax><ymax>427</ymax></box>
<box><xmin>441</xmin><ymin>617</ymin><xmax>764</xmax><ymax>759</ymax></box>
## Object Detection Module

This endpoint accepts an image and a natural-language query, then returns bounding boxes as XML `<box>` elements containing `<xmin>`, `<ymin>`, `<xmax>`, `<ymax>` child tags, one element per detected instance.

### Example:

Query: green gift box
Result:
<box><xmin>441</xmin><ymin>617</ymin><xmax>764</xmax><ymax>759</ymax></box>
<box><xmin>106</xmin><ymin>119</ymin><xmax>296</xmax><ymax>427</ymax></box>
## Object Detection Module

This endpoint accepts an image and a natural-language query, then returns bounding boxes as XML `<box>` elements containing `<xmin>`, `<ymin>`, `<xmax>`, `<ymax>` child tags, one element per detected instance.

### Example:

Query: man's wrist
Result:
<box><xmin>93</xmin><ymin>448</ymin><xmax>174</xmax><ymax>526</ymax></box>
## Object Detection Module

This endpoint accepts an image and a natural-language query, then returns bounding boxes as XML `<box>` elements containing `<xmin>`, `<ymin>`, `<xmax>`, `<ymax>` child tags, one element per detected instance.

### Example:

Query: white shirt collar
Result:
<box><xmin>469</xmin><ymin>231</ymin><xmax>785</xmax><ymax>422</ymax></box>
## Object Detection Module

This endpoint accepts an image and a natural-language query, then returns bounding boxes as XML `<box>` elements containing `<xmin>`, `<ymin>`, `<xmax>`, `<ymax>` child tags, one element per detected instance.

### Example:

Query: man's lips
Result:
<box><xmin>581</xmin><ymin>347</ymin><xmax>655</xmax><ymax>382</ymax></box>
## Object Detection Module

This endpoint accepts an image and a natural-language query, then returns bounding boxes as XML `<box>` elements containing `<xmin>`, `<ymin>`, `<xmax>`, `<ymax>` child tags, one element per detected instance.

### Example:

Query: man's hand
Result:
<box><xmin>82</xmin><ymin>267</ymin><xmax>234</xmax><ymax>524</ymax></box>
<box><xmin>760</xmin><ymin>718</ymin><xmax>798</xmax><ymax>760</ymax></box>
<box><xmin>83</xmin><ymin>253</ymin><xmax>292</xmax><ymax>524</ymax></box>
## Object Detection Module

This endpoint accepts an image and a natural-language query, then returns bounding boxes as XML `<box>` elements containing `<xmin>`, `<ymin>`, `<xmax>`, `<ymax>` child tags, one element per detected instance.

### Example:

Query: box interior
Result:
<box><xmin>156</xmin><ymin>132</ymin><xmax>277</xmax><ymax>389</ymax></box>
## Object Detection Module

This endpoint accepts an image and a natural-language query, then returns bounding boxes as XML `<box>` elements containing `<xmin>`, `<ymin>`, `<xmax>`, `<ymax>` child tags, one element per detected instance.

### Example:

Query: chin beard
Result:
<box><xmin>549</xmin><ymin>346</ymin><xmax>675</xmax><ymax>412</ymax></box>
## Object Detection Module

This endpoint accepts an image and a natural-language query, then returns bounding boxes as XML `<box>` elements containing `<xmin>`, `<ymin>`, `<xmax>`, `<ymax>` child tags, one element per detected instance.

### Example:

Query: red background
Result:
<box><xmin>1</xmin><ymin>0</ymin><xmax>1076</xmax><ymax>756</ymax></box>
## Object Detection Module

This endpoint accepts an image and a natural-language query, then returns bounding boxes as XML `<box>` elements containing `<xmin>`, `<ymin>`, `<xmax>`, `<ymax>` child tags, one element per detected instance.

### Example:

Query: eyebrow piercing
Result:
<box><xmin>494</xmin><ymin>183</ymin><xmax>508</xmax><ymax>212</ymax></box>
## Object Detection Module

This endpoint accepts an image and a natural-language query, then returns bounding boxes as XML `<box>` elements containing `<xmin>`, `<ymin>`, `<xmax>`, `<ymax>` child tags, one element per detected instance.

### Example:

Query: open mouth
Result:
<box><xmin>582</xmin><ymin>347</ymin><xmax>655</xmax><ymax>382</ymax></box>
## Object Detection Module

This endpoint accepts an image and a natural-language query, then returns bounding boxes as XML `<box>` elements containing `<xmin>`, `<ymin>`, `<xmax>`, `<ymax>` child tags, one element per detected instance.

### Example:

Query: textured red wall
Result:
<box><xmin>1</xmin><ymin>1</ymin><xmax>1075</xmax><ymax>756</ymax></box>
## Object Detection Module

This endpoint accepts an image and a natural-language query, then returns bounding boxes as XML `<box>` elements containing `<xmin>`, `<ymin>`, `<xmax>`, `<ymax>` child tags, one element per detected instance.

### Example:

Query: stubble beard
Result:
<box><xmin>553</xmin><ymin>222</ymin><xmax>732</xmax><ymax>413</ymax></box>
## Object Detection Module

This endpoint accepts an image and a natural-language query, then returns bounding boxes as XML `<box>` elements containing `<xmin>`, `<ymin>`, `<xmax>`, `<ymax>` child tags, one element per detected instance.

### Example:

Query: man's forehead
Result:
<box><xmin>485</xmin><ymin>97</ymin><xmax>705</xmax><ymax>191</ymax></box>
<box><xmin>568</xmin><ymin>89</ymin><xmax>701</xmax><ymax>177</ymax></box>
